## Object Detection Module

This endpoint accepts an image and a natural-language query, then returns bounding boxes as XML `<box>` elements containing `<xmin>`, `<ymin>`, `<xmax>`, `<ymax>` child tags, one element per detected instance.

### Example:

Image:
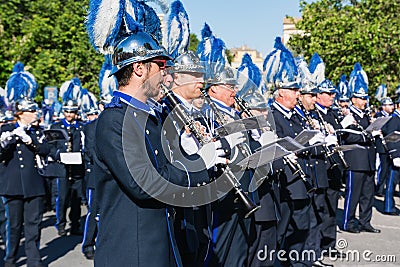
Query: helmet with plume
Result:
<box><xmin>60</xmin><ymin>77</ymin><xmax>82</xmax><ymax>112</ymax></box>
<box><xmin>349</xmin><ymin>63</ymin><xmax>369</xmax><ymax>99</ymax></box>
<box><xmin>296</xmin><ymin>56</ymin><xmax>318</xmax><ymax>95</ymax></box>
<box><xmin>263</xmin><ymin>37</ymin><xmax>300</xmax><ymax>90</ymax></box>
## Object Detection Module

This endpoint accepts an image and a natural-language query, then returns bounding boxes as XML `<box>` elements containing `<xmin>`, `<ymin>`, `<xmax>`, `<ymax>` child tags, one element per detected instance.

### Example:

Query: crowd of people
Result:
<box><xmin>0</xmin><ymin>1</ymin><xmax>399</xmax><ymax>267</ymax></box>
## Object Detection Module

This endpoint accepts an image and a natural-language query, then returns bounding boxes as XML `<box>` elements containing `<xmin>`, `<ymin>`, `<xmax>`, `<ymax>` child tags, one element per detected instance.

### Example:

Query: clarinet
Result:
<box><xmin>297</xmin><ymin>100</ymin><xmax>340</xmax><ymax>170</ymax></box>
<box><xmin>234</xmin><ymin>95</ymin><xmax>315</xmax><ymax>193</ymax></box>
<box><xmin>314</xmin><ymin>107</ymin><xmax>350</xmax><ymax>169</ymax></box>
<box><xmin>162</xmin><ymin>84</ymin><xmax>260</xmax><ymax>218</ymax></box>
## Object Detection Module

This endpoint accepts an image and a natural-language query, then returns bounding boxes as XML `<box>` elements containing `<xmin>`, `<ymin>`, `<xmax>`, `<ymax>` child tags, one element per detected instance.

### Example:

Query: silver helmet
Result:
<box><xmin>170</xmin><ymin>51</ymin><xmax>205</xmax><ymax>74</ymax></box>
<box><xmin>207</xmin><ymin>67</ymin><xmax>238</xmax><ymax>86</ymax></box>
<box><xmin>300</xmin><ymin>82</ymin><xmax>318</xmax><ymax>95</ymax></box>
<box><xmin>62</xmin><ymin>100</ymin><xmax>79</xmax><ymax>112</ymax></box>
<box><xmin>15</xmin><ymin>98</ymin><xmax>39</xmax><ymax>112</ymax></box>
<box><xmin>110</xmin><ymin>31</ymin><xmax>172</xmax><ymax>76</ymax></box>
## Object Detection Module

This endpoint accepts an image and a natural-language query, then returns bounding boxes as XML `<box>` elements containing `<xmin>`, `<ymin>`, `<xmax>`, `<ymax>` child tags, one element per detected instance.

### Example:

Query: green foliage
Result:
<box><xmin>0</xmin><ymin>0</ymin><xmax>104</xmax><ymax>102</ymax></box>
<box><xmin>288</xmin><ymin>0</ymin><xmax>400</xmax><ymax>104</ymax></box>
<box><xmin>188</xmin><ymin>33</ymin><xmax>200</xmax><ymax>53</ymax></box>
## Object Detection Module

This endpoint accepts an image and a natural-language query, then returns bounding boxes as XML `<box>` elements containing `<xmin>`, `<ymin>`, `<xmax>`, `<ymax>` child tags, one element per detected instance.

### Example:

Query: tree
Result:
<box><xmin>189</xmin><ymin>33</ymin><xmax>200</xmax><ymax>53</ymax></box>
<box><xmin>0</xmin><ymin>0</ymin><xmax>103</xmax><ymax>102</ymax></box>
<box><xmin>288</xmin><ymin>0</ymin><xmax>400</xmax><ymax>101</ymax></box>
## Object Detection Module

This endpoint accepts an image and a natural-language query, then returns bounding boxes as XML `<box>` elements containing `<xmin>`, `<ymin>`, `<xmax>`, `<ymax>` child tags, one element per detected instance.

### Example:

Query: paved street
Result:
<box><xmin>0</xmin><ymin>193</ymin><xmax>399</xmax><ymax>267</ymax></box>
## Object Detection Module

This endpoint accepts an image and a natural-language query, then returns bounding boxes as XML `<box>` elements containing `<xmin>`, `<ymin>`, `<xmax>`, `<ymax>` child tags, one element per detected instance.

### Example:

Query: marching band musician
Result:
<box><xmin>313</xmin><ymin>79</ymin><xmax>346</xmax><ymax>257</ymax></box>
<box><xmin>265</xmin><ymin>37</ymin><xmax>312</xmax><ymax>266</ymax></box>
<box><xmin>374</xmin><ymin>97</ymin><xmax>394</xmax><ymax>198</ymax></box>
<box><xmin>50</xmin><ymin>99</ymin><xmax>85</xmax><ymax>236</ymax></box>
<box><xmin>380</xmin><ymin>98</ymin><xmax>400</xmax><ymax>216</ymax></box>
<box><xmin>295</xmin><ymin>84</ymin><xmax>334</xmax><ymax>267</ymax></box>
<box><xmin>0</xmin><ymin>98</ymin><xmax>49</xmax><ymax>267</ymax></box>
<box><xmin>341</xmin><ymin>63</ymin><xmax>380</xmax><ymax>234</ymax></box>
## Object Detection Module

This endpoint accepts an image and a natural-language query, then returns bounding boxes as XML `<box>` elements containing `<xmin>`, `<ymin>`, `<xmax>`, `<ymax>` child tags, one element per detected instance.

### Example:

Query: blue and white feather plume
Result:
<box><xmin>99</xmin><ymin>55</ymin><xmax>117</xmax><ymax>102</ymax></box>
<box><xmin>5</xmin><ymin>61</ymin><xmax>38</xmax><ymax>104</ymax></box>
<box><xmin>236</xmin><ymin>53</ymin><xmax>262</xmax><ymax>96</ymax></box>
<box><xmin>263</xmin><ymin>37</ymin><xmax>299</xmax><ymax>89</ymax></box>
<box><xmin>164</xmin><ymin>0</ymin><xmax>190</xmax><ymax>59</ymax></box>
<box><xmin>308</xmin><ymin>53</ymin><xmax>325</xmax><ymax>86</ymax></box>
<box><xmin>374</xmin><ymin>84</ymin><xmax>387</xmax><ymax>101</ymax></box>
<box><xmin>59</xmin><ymin>77</ymin><xmax>83</xmax><ymax>104</ymax></box>
<box><xmin>349</xmin><ymin>63</ymin><xmax>369</xmax><ymax>98</ymax></box>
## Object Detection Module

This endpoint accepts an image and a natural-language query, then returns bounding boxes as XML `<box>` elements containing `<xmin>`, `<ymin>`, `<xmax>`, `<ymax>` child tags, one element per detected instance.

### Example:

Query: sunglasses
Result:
<box><xmin>150</xmin><ymin>59</ymin><xmax>167</xmax><ymax>70</ymax></box>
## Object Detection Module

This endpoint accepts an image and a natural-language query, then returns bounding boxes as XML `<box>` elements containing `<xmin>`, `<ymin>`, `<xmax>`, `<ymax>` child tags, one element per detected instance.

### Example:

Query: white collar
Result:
<box><xmin>316</xmin><ymin>102</ymin><xmax>328</xmax><ymax>115</ymax></box>
<box><xmin>273</xmin><ymin>101</ymin><xmax>292</xmax><ymax>119</ymax></box>
<box><xmin>210</xmin><ymin>97</ymin><xmax>237</xmax><ymax>118</ymax></box>
<box><xmin>350</xmin><ymin>105</ymin><xmax>364</xmax><ymax>118</ymax></box>
<box><xmin>175</xmin><ymin>94</ymin><xmax>193</xmax><ymax>113</ymax></box>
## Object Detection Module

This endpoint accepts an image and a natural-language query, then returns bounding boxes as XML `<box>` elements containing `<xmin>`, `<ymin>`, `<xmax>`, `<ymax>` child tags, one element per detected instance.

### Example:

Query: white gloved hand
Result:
<box><xmin>180</xmin><ymin>132</ymin><xmax>200</xmax><ymax>155</ymax></box>
<box><xmin>340</xmin><ymin>114</ymin><xmax>356</xmax><ymax>129</ymax></box>
<box><xmin>0</xmin><ymin>131</ymin><xmax>12</xmax><ymax>148</ymax></box>
<box><xmin>308</xmin><ymin>132</ymin><xmax>325</xmax><ymax>145</ymax></box>
<box><xmin>259</xmin><ymin>131</ymin><xmax>277</xmax><ymax>147</ymax></box>
<box><xmin>13</xmin><ymin>127</ymin><xmax>32</xmax><ymax>144</ymax></box>
<box><xmin>393</xmin><ymin>158</ymin><xmax>400</xmax><ymax>168</ymax></box>
<box><xmin>286</xmin><ymin>153</ymin><xmax>298</xmax><ymax>161</ymax></box>
<box><xmin>325</xmin><ymin>134</ymin><xmax>338</xmax><ymax>146</ymax></box>
<box><xmin>371</xmin><ymin>130</ymin><xmax>381</xmax><ymax>137</ymax></box>
<box><xmin>311</xmin><ymin>119</ymin><xmax>321</xmax><ymax>130</ymax></box>
<box><xmin>224</xmin><ymin>132</ymin><xmax>246</xmax><ymax>149</ymax></box>
<box><xmin>197</xmin><ymin>142</ymin><xmax>227</xmax><ymax>169</ymax></box>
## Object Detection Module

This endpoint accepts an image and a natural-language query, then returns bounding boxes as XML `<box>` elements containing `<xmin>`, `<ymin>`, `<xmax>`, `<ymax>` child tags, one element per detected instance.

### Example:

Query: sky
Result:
<box><xmin>159</xmin><ymin>0</ymin><xmax>304</xmax><ymax>58</ymax></box>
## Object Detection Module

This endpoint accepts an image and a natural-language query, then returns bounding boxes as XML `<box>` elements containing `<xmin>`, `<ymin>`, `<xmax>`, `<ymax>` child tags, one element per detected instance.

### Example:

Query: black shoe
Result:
<box><xmin>360</xmin><ymin>225</ymin><xmax>381</xmax><ymax>233</ymax></box>
<box><xmin>83</xmin><ymin>246</ymin><xmax>95</xmax><ymax>260</ymax></box>
<box><xmin>58</xmin><ymin>227</ymin><xmax>67</xmax><ymax>236</ymax></box>
<box><xmin>383</xmin><ymin>211</ymin><xmax>400</xmax><ymax>216</ymax></box>
<box><xmin>342</xmin><ymin>226</ymin><xmax>360</xmax><ymax>233</ymax></box>
<box><xmin>312</xmin><ymin>260</ymin><xmax>333</xmax><ymax>267</ymax></box>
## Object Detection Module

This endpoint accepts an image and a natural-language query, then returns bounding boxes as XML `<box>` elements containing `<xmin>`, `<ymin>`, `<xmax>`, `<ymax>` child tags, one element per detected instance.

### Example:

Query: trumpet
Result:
<box><xmin>314</xmin><ymin>107</ymin><xmax>349</xmax><ymax>169</ymax></box>
<box><xmin>234</xmin><ymin>95</ymin><xmax>315</xmax><ymax>193</ymax></box>
<box><xmin>162</xmin><ymin>84</ymin><xmax>260</xmax><ymax>218</ymax></box>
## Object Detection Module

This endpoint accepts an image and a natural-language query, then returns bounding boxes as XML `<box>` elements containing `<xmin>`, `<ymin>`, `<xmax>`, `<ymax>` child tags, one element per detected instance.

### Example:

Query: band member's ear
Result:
<box><xmin>133</xmin><ymin>63</ymin><xmax>145</xmax><ymax>77</ymax></box>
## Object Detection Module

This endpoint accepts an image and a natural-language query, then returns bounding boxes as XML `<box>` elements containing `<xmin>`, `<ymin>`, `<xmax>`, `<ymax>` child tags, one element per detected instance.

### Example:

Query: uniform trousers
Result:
<box><xmin>56</xmin><ymin>178</ymin><xmax>83</xmax><ymax>231</ymax></box>
<box><xmin>384</xmin><ymin>166</ymin><xmax>397</xmax><ymax>213</ymax></box>
<box><xmin>247</xmin><ymin>220</ymin><xmax>277</xmax><ymax>267</ymax></box>
<box><xmin>342</xmin><ymin>171</ymin><xmax>375</xmax><ymax>230</ymax></box>
<box><xmin>376</xmin><ymin>153</ymin><xmax>391</xmax><ymax>195</ymax></box>
<box><xmin>277</xmin><ymin>198</ymin><xmax>310</xmax><ymax>267</ymax></box>
<box><xmin>82</xmin><ymin>188</ymin><xmax>98</xmax><ymax>252</ymax></box>
<box><xmin>3</xmin><ymin>196</ymin><xmax>43</xmax><ymax>267</ymax></box>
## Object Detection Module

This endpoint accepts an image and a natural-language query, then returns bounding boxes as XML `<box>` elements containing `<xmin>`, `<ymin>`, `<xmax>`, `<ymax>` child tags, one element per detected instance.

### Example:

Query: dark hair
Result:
<box><xmin>115</xmin><ymin>62</ymin><xmax>153</xmax><ymax>87</ymax></box>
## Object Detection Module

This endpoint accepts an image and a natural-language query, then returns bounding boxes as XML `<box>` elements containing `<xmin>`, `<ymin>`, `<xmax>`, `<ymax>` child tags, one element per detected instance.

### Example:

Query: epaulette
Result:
<box><xmin>105</xmin><ymin>96</ymin><xmax>122</xmax><ymax>109</ymax></box>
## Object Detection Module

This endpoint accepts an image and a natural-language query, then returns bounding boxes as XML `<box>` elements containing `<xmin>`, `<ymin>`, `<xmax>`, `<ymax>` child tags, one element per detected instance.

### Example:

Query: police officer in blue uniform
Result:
<box><xmin>341</xmin><ymin>68</ymin><xmax>380</xmax><ymax>233</ymax></box>
<box><xmin>374</xmin><ymin>97</ymin><xmax>394</xmax><ymax>197</ymax></box>
<box><xmin>93</xmin><ymin>30</ymin><xmax>210</xmax><ymax>267</ymax></box>
<box><xmin>0</xmin><ymin>98</ymin><xmax>49</xmax><ymax>267</ymax></box>
<box><xmin>50</xmin><ymin>100</ymin><xmax>85</xmax><ymax>236</ymax></box>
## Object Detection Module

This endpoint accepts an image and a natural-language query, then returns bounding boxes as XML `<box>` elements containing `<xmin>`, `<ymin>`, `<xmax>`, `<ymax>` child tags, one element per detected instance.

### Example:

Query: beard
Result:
<box><xmin>142</xmin><ymin>71</ymin><xmax>161</xmax><ymax>99</ymax></box>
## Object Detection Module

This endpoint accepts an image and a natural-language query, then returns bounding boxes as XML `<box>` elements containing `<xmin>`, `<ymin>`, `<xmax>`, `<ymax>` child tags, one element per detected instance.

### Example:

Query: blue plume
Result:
<box><xmin>295</xmin><ymin>56</ymin><xmax>313</xmax><ymax>86</ymax></box>
<box><xmin>141</xmin><ymin>1</ymin><xmax>162</xmax><ymax>43</ymax></box>
<box><xmin>86</xmin><ymin>0</ymin><xmax>144</xmax><ymax>54</ymax></box>
<box><xmin>374</xmin><ymin>84</ymin><xmax>387</xmax><ymax>101</ymax></box>
<box><xmin>395</xmin><ymin>85</ymin><xmax>400</xmax><ymax>96</ymax></box>
<box><xmin>237</xmin><ymin>54</ymin><xmax>262</xmax><ymax>96</ymax></box>
<box><xmin>99</xmin><ymin>55</ymin><xmax>117</xmax><ymax>100</ymax></box>
<box><xmin>60</xmin><ymin>77</ymin><xmax>82</xmax><ymax>103</ymax></box>
<box><xmin>80</xmin><ymin>88</ymin><xmax>98</xmax><ymax>112</ymax></box>
<box><xmin>5</xmin><ymin>62</ymin><xmax>38</xmax><ymax>103</ymax></box>
<box><xmin>197</xmin><ymin>23</ymin><xmax>227</xmax><ymax>81</ymax></box>
<box><xmin>166</xmin><ymin>0</ymin><xmax>190</xmax><ymax>59</ymax></box>
<box><xmin>144</xmin><ymin>0</ymin><xmax>169</xmax><ymax>13</ymax></box>
<box><xmin>263</xmin><ymin>37</ymin><xmax>298</xmax><ymax>88</ymax></box>
<box><xmin>338</xmin><ymin>74</ymin><xmax>350</xmax><ymax>99</ymax></box>
<box><xmin>349</xmin><ymin>63</ymin><xmax>368</xmax><ymax>97</ymax></box>
<box><xmin>12</xmin><ymin>62</ymin><xmax>24</xmax><ymax>73</ymax></box>
<box><xmin>308</xmin><ymin>52</ymin><xmax>325</xmax><ymax>85</ymax></box>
